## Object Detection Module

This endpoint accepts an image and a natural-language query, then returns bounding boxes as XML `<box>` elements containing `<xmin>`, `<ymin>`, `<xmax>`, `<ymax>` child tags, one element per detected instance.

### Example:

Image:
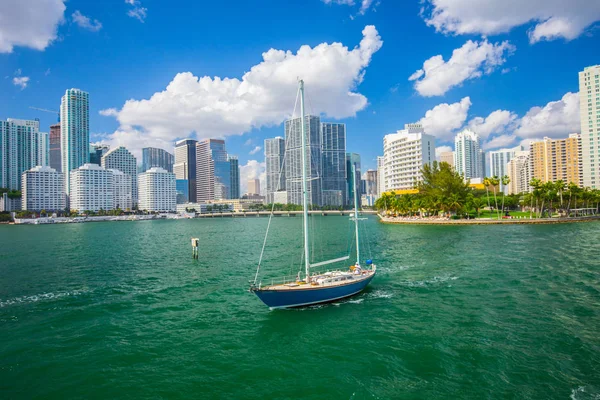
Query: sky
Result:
<box><xmin>1</xmin><ymin>0</ymin><xmax>599</xmax><ymax>193</ymax></box>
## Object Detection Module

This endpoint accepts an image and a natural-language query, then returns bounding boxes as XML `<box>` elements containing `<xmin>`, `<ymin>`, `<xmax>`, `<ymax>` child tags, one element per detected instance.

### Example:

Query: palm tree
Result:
<box><xmin>555</xmin><ymin>180</ymin><xmax>565</xmax><ymax>212</ymax></box>
<box><xmin>489</xmin><ymin>176</ymin><xmax>500</xmax><ymax>219</ymax></box>
<box><xmin>500</xmin><ymin>175</ymin><xmax>510</xmax><ymax>219</ymax></box>
<box><xmin>530</xmin><ymin>178</ymin><xmax>542</xmax><ymax>218</ymax></box>
<box><xmin>483</xmin><ymin>176</ymin><xmax>492</xmax><ymax>216</ymax></box>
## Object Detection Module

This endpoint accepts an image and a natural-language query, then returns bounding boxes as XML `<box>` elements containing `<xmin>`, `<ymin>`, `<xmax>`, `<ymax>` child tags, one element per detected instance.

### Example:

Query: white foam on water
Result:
<box><xmin>0</xmin><ymin>290</ymin><xmax>85</xmax><ymax>308</ymax></box>
<box><xmin>402</xmin><ymin>275</ymin><xmax>459</xmax><ymax>288</ymax></box>
<box><xmin>369</xmin><ymin>290</ymin><xmax>393</xmax><ymax>299</ymax></box>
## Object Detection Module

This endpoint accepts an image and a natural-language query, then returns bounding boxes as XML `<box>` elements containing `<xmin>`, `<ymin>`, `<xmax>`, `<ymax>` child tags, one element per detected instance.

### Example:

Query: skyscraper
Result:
<box><xmin>248</xmin><ymin>179</ymin><xmax>260</xmax><ymax>195</ymax></box>
<box><xmin>110</xmin><ymin>170</ymin><xmax>133</xmax><ymax>211</ymax></box>
<box><xmin>196</xmin><ymin>139</ymin><xmax>231</xmax><ymax>202</ymax></box>
<box><xmin>506</xmin><ymin>152</ymin><xmax>530</xmax><ymax>194</ymax></box>
<box><xmin>49</xmin><ymin>123</ymin><xmax>61</xmax><ymax>172</ymax></box>
<box><xmin>488</xmin><ymin>145</ymin><xmax>524</xmax><ymax>193</ymax></box>
<box><xmin>321</xmin><ymin>122</ymin><xmax>347</xmax><ymax>207</ymax></box>
<box><xmin>174</xmin><ymin>139</ymin><xmax>197</xmax><ymax>203</ymax></box>
<box><xmin>376</xmin><ymin>156</ymin><xmax>385</xmax><ymax>196</ymax></box>
<box><xmin>383</xmin><ymin>124</ymin><xmax>435</xmax><ymax>192</ymax></box>
<box><xmin>265</xmin><ymin>137</ymin><xmax>286</xmax><ymax>204</ymax></box>
<box><xmin>142</xmin><ymin>147</ymin><xmax>174</xmax><ymax>173</ymax></box>
<box><xmin>101</xmin><ymin>146</ymin><xmax>137</xmax><ymax>205</ymax></box>
<box><xmin>579</xmin><ymin>65</ymin><xmax>600</xmax><ymax>189</ymax></box>
<box><xmin>60</xmin><ymin>88</ymin><xmax>89</xmax><ymax>194</ymax></box>
<box><xmin>89</xmin><ymin>144</ymin><xmax>110</xmax><ymax>165</ymax></box>
<box><xmin>285</xmin><ymin>116</ymin><xmax>322</xmax><ymax>206</ymax></box>
<box><xmin>454</xmin><ymin>129</ymin><xmax>484</xmax><ymax>180</ymax></box>
<box><xmin>228</xmin><ymin>155</ymin><xmax>240</xmax><ymax>199</ymax></box>
<box><xmin>0</xmin><ymin>118</ymin><xmax>48</xmax><ymax>190</ymax></box>
<box><xmin>530</xmin><ymin>135</ymin><xmax>582</xmax><ymax>186</ymax></box>
<box><xmin>346</xmin><ymin>153</ymin><xmax>362</xmax><ymax>206</ymax></box>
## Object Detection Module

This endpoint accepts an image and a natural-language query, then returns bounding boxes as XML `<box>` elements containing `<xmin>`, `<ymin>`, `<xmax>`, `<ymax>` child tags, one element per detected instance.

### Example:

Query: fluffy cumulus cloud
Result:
<box><xmin>101</xmin><ymin>26</ymin><xmax>383</xmax><ymax>157</ymax></box>
<box><xmin>468</xmin><ymin>109</ymin><xmax>518</xmax><ymax>139</ymax></box>
<box><xmin>419</xmin><ymin>96</ymin><xmax>471</xmax><ymax>141</ymax></box>
<box><xmin>482</xmin><ymin>134</ymin><xmax>517</xmax><ymax>150</ymax></box>
<box><xmin>409</xmin><ymin>40</ymin><xmax>515</xmax><ymax>97</ymax></box>
<box><xmin>514</xmin><ymin>92</ymin><xmax>580</xmax><ymax>138</ymax></box>
<box><xmin>240</xmin><ymin>160</ymin><xmax>266</xmax><ymax>195</ymax></box>
<box><xmin>72</xmin><ymin>11</ymin><xmax>102</xmax><ymax>32</ymax></box>
<box><xmin>422</xmin><ymin>0</ymin><xmax>600</xmax><ymax>44</ymax></box>
<box><xmin>0</xmin><ymin>0</ymin><xmax>66</xmax><ymax>53</ymax></box>
<box><xmin>421</xmin><ymin>92</ymin><xmax>581</xmax><ymax>152</ymax></box>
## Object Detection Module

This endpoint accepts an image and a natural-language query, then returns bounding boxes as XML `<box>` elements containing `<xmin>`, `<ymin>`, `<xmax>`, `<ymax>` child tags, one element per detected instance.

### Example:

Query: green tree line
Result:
<box><xmin>375</xmin><ymin>162</ymin><xmax>600</xmax><ymax>219</ymax></box>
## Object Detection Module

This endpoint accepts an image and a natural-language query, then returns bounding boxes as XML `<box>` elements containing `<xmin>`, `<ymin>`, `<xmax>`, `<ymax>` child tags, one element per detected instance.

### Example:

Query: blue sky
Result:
<box><xmin>1</xmin><ymin>0</ymin><xmax>599</xmax><ymax>186</ymax></box>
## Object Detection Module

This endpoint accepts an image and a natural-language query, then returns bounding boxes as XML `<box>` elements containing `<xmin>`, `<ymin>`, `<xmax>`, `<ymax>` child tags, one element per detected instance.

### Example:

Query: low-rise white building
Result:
<box><xmin>21</xmin><ymin>166</ymin><xmax>65</xmax><ymax>211</ymax></box>
<box><xmin>383</xmin><ymin>124</ymin><xmax>435</xmax><ymax>191</ymax></box>
<box><xmin>110</xmin><ymin>169</ymin><xmax>133</xmax><ymax>211</ymax></box>
<box><xmin>138</xmin><ymin>167</ymin><xmax>176</xmax><ymax>212</ymax></box>
<box><xmin>70</xmin><ymin>164</ymin><xmax>113</xmax><ymax>212</ymax></box>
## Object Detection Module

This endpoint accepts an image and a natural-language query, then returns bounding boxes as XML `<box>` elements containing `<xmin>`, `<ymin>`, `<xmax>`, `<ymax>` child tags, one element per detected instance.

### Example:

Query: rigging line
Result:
<box><xmin>254</xmin><ymin>85</ymin><xmax>300</xmax><ymax>285</ymax></box>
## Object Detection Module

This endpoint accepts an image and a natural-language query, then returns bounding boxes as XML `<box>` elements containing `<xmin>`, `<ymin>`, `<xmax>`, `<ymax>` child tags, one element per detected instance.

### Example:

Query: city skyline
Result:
<box><xmin>2</xmin><ymin>1</ymin><xmax>598</xmax><ymax>186</ymax></box>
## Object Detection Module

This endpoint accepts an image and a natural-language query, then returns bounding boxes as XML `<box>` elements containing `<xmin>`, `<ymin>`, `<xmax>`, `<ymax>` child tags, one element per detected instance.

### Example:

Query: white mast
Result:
<box><xmin>353</xmin><ymin>164</ymin><xmax>360</xmax><ymax>266</ymax></box>
<box><xmin>299</xmin><ymin>80</ymin><xmax>311</xmax><ymax>283</ymax></box>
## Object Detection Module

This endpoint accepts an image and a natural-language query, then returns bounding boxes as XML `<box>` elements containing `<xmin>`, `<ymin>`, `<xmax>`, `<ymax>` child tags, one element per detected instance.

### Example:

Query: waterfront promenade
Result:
<box><xmin>379</xmin><ymin>214</ymin><xmax>600</xmax><ymax>225</ymax></box>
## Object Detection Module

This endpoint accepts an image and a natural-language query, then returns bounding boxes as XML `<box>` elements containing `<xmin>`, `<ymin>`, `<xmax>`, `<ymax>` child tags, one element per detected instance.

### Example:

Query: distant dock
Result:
<box><xmin>195</xmin><ymin>210</ymin><xmax>379</xmax><ymax>218</ymax></box>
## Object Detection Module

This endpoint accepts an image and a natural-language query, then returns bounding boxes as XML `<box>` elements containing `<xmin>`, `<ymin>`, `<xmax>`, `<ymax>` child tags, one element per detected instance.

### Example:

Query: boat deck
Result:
<box><xmin>263</xmin><ymin>269</ymin><xmax>375</xmax><ymax>291</ymax></box>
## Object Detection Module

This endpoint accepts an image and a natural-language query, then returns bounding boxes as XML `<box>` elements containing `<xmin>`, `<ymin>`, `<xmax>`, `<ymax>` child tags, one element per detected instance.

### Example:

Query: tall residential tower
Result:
<box><xmin>265</xmin><ymin>137</ymin><xmax>286</xmax><ymax>204</ymax></box>
<box><xmin>580</xmin><ymin>65</ymin><xmax>600</xmax><ymax>189</ymax></box>
<box><xmin>60</xmin><ymin>89</ymin><xmax>89</xmax><ymax>194</ymax></box>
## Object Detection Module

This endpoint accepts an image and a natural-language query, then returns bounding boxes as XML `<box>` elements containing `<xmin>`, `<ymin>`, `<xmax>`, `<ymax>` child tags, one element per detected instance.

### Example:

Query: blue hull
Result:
<box><xmin>252</xmin><ymin>274</ymin><xmax>375</xmax><ymax>309</ymax></box>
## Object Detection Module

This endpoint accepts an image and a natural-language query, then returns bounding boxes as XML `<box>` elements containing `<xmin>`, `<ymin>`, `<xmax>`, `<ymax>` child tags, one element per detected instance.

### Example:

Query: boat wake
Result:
<box><xmin>0</xmin><ymin>290</ymin><xmax>86</xmax><ymax>308</ymax></box>
<box><xmin>401</xmin><ymin>275</ymin><xmax>459</xmax><ymax>288</ymax></box>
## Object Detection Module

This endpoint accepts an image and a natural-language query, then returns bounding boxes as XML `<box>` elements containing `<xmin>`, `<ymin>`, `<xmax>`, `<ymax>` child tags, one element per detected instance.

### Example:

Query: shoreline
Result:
<box><xmin>378</xmin><ymin>215</ymin><xmax>600</xmax><ymax>225</ymax></box>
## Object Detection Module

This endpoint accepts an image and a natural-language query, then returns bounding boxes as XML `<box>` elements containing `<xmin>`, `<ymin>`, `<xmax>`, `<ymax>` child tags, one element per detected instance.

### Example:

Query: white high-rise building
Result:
<box><xmin>70</xmin><ymin>164</ymin><xmax>113</xmax><ymax>212</ymax></box>
<box><xmin>454</xmin><ymin>129</ymin><xmax>484</xmax><ymax>180</ymax></box>
<box><xmin>580</xmin><ymin>65</ymin><xmax>600</xmax><ymax>189</ymax></box>
<box><xmin>110</xmin><ymin>169</ymin><xmax>132</xmax><ymax>211</ymax></box>
<box><xmin>101</xmin><ymin>146</ymin><xmax>137</xmax><ymax>205</ymax></box>
<box><xmin>138</xmin><ymin>167</ymin><xmax>176</xmax><ymax>212</ymax></box>
<box><xmin>376</xmin><ymin>156</ymin><xmax>385</xmax><ymax>196</ymax></box>
<box><xmin>0</xmin><ymin>118</ymin><xmax>48</xmax><ymax>190</ymax></box>
<box><xmin>506</xmin><ymin>152</ymin><xmax>531</xmax><ymax>194</ymax></box>
<box><xmin>60</xmin><ymin>89</ymin><xmax>89</xmax><ymax>194</ymax></box>
<box><xmin>21</xmin><ymin>166</ymin><xmax>65</xmax><ymax>211</ymax></box>
<box><xmin>488</xmin><ymin>145</ymin><xmax>525</xmax><ymax>193</ymax></box>
<box><xmin>383</xmin><ymin>124</ymin><xmax>435</xmax><ymax>191</ymax></box>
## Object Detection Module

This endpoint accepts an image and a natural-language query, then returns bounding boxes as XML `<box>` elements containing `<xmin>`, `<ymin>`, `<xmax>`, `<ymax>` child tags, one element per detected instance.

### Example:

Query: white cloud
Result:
<box><xmin>240</xmin><ymin>160</ymin><xmax>266</xmax><ymax>195</ymax></box>
<box><xmin>435</xmin><ymin>145</ymin><xmax>453</xmax><ymax>160</ymax></box>
<box><xmin>249</xmin><ymin>146</ymin><xmax>262</xmax><ymax>155</ymax></box>
<box><xmin>514</xmin><ymin>92</ymin><xmax>580</xmax><ymax>138</ymax></box>
<box><xmin>45</xmin><ymin>68</ymin><xmax>51</xmax><ymax>76</ymax></box>
<box><xmin>409</xmin><ymin>40</ymin><xmax>515</xmax><ymax>97</ymax></box>
<box><xmin>99</xmin><ymin>108</ymin><xmax>119</xmax><ymax>117</ymax></box>
<box><xmin>482</xmin><ymin>134</ymin><xmax>517</xmax><ymax>150</ymax></box>
<box><xmin>422</xmin><ymin>0</ymin><xmax>600</xmax><ymax>44</ymax></box>
<box><xmin>72</xmin><ymin>10</ymin><xmax>102</xmax><ymax>32</ymax></box>
<box><xmin>419</xmin><ymin>96</ymin><xmax>471</xmax><ymax>141</ymax></box>
<box><xmin>468</xmin><ymin>109</ymin><xmax>518</xmax><ymax>139</ymax></box>
<box><xmin>13</xmin><ymin>76</ymin><xmax>30</xmax><ymax>89</ymax></box>
<box><xmin>244</xmin><ymin>139</ymin><xmax>253</xmax><ymax>146</ymax></box>
<box><xmin>126</xmin><ymin>0</ymin><xmax>147</xmax><ymax>22</ymax></box>
<box><xmin>102</xmin><ymin>25</ymin><xmax>383</xmax><ymax>157</ymax></box>
<box><xmin>0</xmin><ymin>0</ymin><xmax>65</xmax><ymax>53</ymax></box>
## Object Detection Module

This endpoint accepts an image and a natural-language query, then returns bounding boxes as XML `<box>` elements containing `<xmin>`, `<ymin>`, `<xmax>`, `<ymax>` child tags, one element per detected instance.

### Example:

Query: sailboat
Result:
<box><xmin>249</xmin><ymin>80</ymin><xmax>376</xmax><ymax>309</ymax></box>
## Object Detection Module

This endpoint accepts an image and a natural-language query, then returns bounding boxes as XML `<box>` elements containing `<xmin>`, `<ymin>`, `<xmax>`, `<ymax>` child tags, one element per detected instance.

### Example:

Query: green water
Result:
<box><xmin>1</xmin><ymin>217</ymin><xmax>599</xmax><ymax>399</ymax></box>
